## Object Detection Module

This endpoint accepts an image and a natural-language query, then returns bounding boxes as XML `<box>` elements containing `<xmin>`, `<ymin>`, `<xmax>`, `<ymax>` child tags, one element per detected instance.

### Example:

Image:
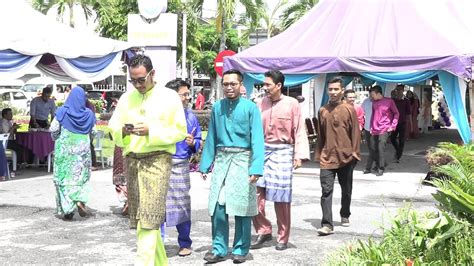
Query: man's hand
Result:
<box><xmin>352</xmin><ymin>152</ymin><xmax>361</xmax><ymax>161</ymax></box>
<box><xmin>185</xmin><ymin>134</ymin><xmax>194</xmax><ymax>147</ymax></box>
<box><xmin>293</xmin><ymin>158</ymin><xmax>302</xmax><ymax>169</ymax></box>
<box><xmin>249</xmin><ymin>175</ymin><xmax>259</xmax><ymax>183</ymax></box>
<box><xmin>122</xmin><ymin>124</ymin><xmax>134</xmax><ymax>136</ymax></box>
<box><xmin>200</xmin><ymin>172</ymin><xmax>207</xmax><ymax>180</ymax></box>
<box><xmin>132</xmin><ymin>122</ymin><xmax>149</xmax><ymax>136</ymax></box>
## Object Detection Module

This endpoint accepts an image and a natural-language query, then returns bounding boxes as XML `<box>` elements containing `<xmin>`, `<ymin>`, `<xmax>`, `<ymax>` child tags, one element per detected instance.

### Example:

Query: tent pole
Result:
<box><xmin>469</xmin><ymin>81</ymin><xmax>474</xmax><ymax>141</ymax></box>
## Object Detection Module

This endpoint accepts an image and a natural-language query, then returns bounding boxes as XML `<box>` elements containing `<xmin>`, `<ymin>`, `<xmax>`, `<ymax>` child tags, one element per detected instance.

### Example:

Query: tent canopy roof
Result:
<box><xmin>224</xmin><ymin>0</ymin><xmax>474</xmax><ymax>79</ymax></box>
<box><xmin>0</xmin><ymin>1</ymin><xmax>129</xmax><ymax>58</ymax></box>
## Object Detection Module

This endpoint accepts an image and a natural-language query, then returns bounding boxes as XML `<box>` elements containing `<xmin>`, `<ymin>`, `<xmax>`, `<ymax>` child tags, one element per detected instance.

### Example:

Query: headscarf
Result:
<box><xmin>55</xmin><ymin>87</ymin><xmax>96</xmax><ymax>134</ymax></box>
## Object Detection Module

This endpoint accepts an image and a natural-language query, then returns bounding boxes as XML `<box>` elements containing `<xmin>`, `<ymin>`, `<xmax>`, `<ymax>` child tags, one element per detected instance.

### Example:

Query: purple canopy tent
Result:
<box><xmin>224</xmin><ymin>0</ymin><xmax>474</xmax><ymax>143</ymax></box>
<box><xmin>224</xmin><ymin>0</ymin><xmax>474</xmax><ymax>78</ymax></box>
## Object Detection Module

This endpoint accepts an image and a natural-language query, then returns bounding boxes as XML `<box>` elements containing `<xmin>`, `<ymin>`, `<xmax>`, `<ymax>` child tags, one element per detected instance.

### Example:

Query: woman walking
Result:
<box><xmin>51</xmin><ymin>87</ymin><xmax>96</xmax><ymax>220</ymax></box>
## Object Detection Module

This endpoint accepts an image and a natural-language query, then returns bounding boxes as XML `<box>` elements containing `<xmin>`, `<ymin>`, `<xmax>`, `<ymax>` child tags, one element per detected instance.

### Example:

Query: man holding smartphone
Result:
<box><xmin>109</xmin><ymin>54</ymin><xmax>187</xmax><ymax>265</ymax></box>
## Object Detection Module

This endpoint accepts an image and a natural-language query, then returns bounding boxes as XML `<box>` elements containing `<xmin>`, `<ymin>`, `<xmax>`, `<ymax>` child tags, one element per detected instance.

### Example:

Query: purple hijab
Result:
<box><xmin>55</xmin><ymin>87</ymin><xmax>96</xmax><ymax>134</ymax></box>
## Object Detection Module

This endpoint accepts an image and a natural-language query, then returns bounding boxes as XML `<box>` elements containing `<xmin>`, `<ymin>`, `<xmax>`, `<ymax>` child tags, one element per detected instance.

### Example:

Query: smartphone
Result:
<box><xmin>125</xmin><ymin>123</ymin><xmax>134</xmax><ymax>130</ymax></box>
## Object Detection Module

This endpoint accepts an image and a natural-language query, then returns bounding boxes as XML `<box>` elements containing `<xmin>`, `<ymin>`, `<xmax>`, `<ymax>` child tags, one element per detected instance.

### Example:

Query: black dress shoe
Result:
<box><xmin>275</xmin><ymin>242</ymin><xmax>288</xmax><ymax>251</ymax></box>
<box><xmin>204</xmin><ymin>252</ymin><xmax>226</xmax><ymax>264</ymax></box>
<box><xmin>232</xmin><ymin>254</ymin><xmax>246</xmax><ymax>264</ymax></box>
<box><xmin>363</xmin><ymin>169</ymin><xmax>371</xmax><ymax>174</ymax></box>
<box><xmin>250</xmin><ymin>233</ymin><xmax>272</xmax><ymax>249</ymax></box>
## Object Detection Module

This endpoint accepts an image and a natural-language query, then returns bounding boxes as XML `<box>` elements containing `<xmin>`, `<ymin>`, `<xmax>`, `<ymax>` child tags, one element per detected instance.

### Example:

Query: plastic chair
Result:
<box><xmin>94</xmin><ymin>130</ymin><xmax>105</xmax><ymax>168</ymax></box>
<box><xmin>0</xmin><ymin>133</ymin><xmax>12</xmax><ymax>179</ymax></box>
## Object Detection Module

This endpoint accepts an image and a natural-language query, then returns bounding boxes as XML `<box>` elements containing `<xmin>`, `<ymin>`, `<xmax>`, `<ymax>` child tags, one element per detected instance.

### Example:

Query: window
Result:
<box><xmin>1</xmin><ymin>93</ymin><xmax>11</xmax><ymax>101</ymax></box>
<box><xmin>13</xmin><ymin>92</ymin><xmax>27</xmax><ymax>100</ymax></box>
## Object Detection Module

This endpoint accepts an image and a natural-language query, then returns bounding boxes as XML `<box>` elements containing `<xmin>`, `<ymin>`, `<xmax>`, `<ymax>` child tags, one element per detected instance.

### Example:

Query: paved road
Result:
<box><xmin>0</xmin><ymin>129</ymin><xmax>460</xmax><ymax>265</ymax></box>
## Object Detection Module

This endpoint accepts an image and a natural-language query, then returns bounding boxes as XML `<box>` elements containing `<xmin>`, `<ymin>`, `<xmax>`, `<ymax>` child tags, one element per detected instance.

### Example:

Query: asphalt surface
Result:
<box><xmin>0</xmin><ymin>129</ymin><xmax>462</xmax><ymax>265</ymax></box>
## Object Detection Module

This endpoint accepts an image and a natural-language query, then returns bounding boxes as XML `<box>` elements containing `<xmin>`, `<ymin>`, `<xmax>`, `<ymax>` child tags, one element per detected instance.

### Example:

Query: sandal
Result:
<box><xmin>121</xmin><ymin>202</ymin><xmax>129</xmax><ymax>216</ymax></box>
<box><xmin>64</xmin><ymin>212</ymin><xmax>74</xmax><ymax>220</ymax></box>
<box><xmin>77</xmin><ymin>202</ymin><xmax>89</xmax><ymax>217</ymax></box>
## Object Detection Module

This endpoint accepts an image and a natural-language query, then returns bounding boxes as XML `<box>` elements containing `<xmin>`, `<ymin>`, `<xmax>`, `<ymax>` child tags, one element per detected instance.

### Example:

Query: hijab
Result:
<box><xmin>55</xmin><ymin>87</ymin><xmax>96</xmax><ymax>134</ymax></box>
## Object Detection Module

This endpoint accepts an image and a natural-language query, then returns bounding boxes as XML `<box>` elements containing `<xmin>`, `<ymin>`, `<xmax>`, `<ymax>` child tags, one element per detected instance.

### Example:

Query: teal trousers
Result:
<box><xmin>212</xmin><ymin>203</ymin><xmax>252</xmax><ymax>257</ymax></box>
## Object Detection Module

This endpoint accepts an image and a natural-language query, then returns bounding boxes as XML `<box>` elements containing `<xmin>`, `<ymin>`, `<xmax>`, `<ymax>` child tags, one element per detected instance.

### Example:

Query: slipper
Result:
<box><xmin>77</xmin><ymin>202</ymin><xmax>89</xmax><ymax>217</ymax></box>
<box><xmin>121</xmin><ymin>202</ymin><xmax>129</xmax><ymax>216</ymax></box>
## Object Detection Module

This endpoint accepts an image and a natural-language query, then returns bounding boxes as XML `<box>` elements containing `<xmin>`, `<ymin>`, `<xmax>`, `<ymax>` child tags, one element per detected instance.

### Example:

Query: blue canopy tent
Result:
<box><xmin>0</xmin><ymin>1</ymin><xmax>131</xmax><ymax>82</ymax></box>
<box><xmin>224</xmin><ymin>0</ymin><xmax>473</xmax><ymax>144</ymax></box>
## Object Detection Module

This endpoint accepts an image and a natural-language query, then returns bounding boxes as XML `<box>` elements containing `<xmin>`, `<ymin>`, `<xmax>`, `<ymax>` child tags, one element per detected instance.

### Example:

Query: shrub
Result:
<box><xmin>193</xmin><ymin>110</ymin><xmax>211</xmax><ymax>131</ymax></box>
<box><xmin>0</xmin><ymin>102</ymin><xmax>26</xmax><ymax>115</ymax></box>
<box><xmin>326</xmin><ymin>142</ymin><xmax>474</xmax><ymax>265</ymax></box>
<box><xmin>430</xmin><ymin>142</ymin><xmax>474</xmax><ymax>222</ymax></box>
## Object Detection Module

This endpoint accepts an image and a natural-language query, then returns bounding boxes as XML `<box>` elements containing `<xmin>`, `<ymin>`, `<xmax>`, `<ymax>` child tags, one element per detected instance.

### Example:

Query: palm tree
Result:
<box><xmin>32</xmin><ymin>0</ymin><xmax>98</xmax><ymax>28</ymax></box>
<box><xmin>192</xmin><ymin>0</ymin><xmax>264</xmax><ymax>99</ymax></box>
<box><xmin>261</xmin><ymin>0</ymin><xmax>288</xmax><ymax>39</ymax></box>
<box><xmin>280</xmin><ymin>0</ymin><xmax>318</xmax><ymax>30</ymax></box>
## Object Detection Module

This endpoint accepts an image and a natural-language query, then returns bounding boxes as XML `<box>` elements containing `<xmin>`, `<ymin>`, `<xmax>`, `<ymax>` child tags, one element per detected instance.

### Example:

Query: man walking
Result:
<box><xmin>163</xmin><ymin>79</ymin><xmax>202</xmax><ymax>257</ymax></box>
<box><xmin>199</xmin><ymin>69</ymin><xmax>264</xmax><ymax>264</ymax></box>
<box><xmin>251</xmin><ymin>70</ymin><xmax>309</xmax><ymax>251</ymax></box>
<box><xmin>315</xmin><ymin>77</ymin><xmax>361</xmax><ymax>236</ymax></box>
<box><xmin>109</xmin><ymin>54</ymin><xmax>187</xmax><ymax>265</ymax></box>
<box><xmin>361</xmin><ymin>95</ymin><xmax>378</xmax><ymax>173</ymax></box>
<box><xmin>369</xmin><ymin>86</ymin><xmax>399</xmax><ymax>176</ymax></box>
<box><xmin>390</xmin><ymin>85</ymin><xmax>411</xmax><ymax>163</ymax></box>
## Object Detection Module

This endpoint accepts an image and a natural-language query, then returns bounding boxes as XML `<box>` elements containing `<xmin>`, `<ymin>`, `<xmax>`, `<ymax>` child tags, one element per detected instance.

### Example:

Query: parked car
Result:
<box><xmin>0</xmin><ymin>89</ymin><xmax>31</xmax><ymax>114</ymax></box>
<box><xmin>0</xmin><ymin>79</ymin><xmax>25</xmax><ymax>91</ymax></box>
<box><xmin>21</xmin><ymin>77</ymin><xmax>95</xmax><ymax>100</ymax></box>
<box><xmin>86</xmin><ymin>90</ymin><xmax>124</xmax><ymax>113</ymax></box>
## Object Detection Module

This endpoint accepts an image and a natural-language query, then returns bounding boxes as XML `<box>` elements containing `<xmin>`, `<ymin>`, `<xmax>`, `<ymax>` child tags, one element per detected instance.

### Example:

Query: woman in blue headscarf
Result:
<box><xmin>51</xmin><ymin>86</ymin><xmax>96</xmax><ymax>220</ymax></box>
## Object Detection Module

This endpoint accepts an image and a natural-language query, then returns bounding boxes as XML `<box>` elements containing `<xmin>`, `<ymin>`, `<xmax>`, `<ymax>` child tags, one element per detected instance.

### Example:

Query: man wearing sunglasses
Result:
<box><xmin>109</xmin><ymin>54</ymin><xmax>187</xmax><ymax>265</ymax></box>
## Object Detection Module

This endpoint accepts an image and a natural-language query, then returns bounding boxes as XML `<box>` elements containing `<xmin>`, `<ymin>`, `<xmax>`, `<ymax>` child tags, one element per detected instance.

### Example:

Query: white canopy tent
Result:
<box><xmin>0</xmin><ymin>0</ymin><xmax>131</xmax><ymax>82</ymax></box>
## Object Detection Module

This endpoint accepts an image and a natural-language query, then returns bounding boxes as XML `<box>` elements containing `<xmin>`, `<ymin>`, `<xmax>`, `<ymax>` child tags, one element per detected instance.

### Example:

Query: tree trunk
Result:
<box><xmin>215</xmin><ymin>15</ymin><xmax>226</xmax><ymax>100</ymax></box>
<box><xmin>69</xmin><ymin>2</ymin><xmax>74</xmax><ymax>28</ymax></box>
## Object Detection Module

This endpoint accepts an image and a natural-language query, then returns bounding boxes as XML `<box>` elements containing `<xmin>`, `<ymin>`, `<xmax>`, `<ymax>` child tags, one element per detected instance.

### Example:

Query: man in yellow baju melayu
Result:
<box><xmin>109</xmin><ymin>54</ymin><xmax>187</xmax><ymax>265</ymax></box>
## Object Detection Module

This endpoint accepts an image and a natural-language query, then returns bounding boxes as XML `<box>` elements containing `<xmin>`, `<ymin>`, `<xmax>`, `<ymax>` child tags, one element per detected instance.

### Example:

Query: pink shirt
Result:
<box><xmin>257</xmin><ymin>95</ymin><xmax>309</xmax><ymax>160</ymax></box>
<box><xmin>354</xmin><ymin>104</ymin><xmax>364</xmax><ymax>131</ymax></box>
<box><xmin>371</xmin><ymin>97</ymin><xmax>399</xmax><ymax>135</ymax></box>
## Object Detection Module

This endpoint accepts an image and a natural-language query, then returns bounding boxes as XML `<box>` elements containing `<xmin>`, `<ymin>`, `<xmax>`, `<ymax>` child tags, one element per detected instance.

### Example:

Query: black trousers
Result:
<box><xmin>390</xmin><ymin>122</ymin><xmax>406</xmax><ymax>160</ymax></box>
<box><xmin>29</xmin><ymin>119</ymin><xmax>49</xmax><ymax>129</ymax></box>
<box><xmin>320</xmin><ymin>160</ymin><xmax>356</xmax><ymax>229</ymax></box>
<box><xmin>364</xmin><ymin>130</ymin><xmax>378</xmax><ymax>170</ymax></box>
<box><xmin>365</xmin><ymin>132</ymin><xmax>389</xmax><ymax>170</ymax></box>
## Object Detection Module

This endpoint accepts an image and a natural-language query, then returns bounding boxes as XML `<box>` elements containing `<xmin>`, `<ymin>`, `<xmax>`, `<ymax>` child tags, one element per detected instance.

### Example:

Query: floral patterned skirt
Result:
<box><xmin>53</xmin><ymin>129</ymin><xmax>91</xmax><ymax>215</ymax></box>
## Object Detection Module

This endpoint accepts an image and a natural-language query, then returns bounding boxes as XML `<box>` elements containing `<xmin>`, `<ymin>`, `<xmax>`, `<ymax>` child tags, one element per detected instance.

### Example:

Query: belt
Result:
<box><xmin>126</xmin><ymin>150</ymin><xmax>169</xmax><ymax>159</ymax></box>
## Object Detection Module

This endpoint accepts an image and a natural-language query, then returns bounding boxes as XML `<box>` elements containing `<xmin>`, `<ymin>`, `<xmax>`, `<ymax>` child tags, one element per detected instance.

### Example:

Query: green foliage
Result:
<box><xmin>280</xmin><ymin>0</ymin><xmax>318</xmax><ymax>30</ymax></box>
<box><xmin>325</xmin><ymin>206</ymin><xmax>474</xmax><ymax>265</ymax></box>
<box><xmin>430</xmin><ymin>142</ymin><xmax>474</xmax><ymax>222</ymax></box>
<box><xmin>93</xmin><ymin>0</ymin><xmax>138</xmax><ymax>40</ymax></box>
<box><xmin>192</xmin><ymin>110</ymin><xmax>211</xmax><ymax>131</ymax></box>
<box><xmin>0</xmin><ymin>102</ymin><xmax>26</xmax><ymax>116</ymax></box>
<box><xmin>326</xmin><ymin>142</ymin><xmax>474</xmax><ymax>265</ymax></box>
<box><xmin>192</xmin><ymin>22</ymin><xmax>241</xmax><ymax>76</ymax></box>
<box><xmin>32</xmin><ymin>0</ymin><xmax>98</xmax><ymax>28</ymax></box>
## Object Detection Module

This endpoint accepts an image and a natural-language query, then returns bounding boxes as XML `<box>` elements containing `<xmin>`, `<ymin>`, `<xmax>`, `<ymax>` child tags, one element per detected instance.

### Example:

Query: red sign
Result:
<box><xmin>214</xmin><ymin>50</ymin><xmax>236</xmax><ymax>77</ymax></box>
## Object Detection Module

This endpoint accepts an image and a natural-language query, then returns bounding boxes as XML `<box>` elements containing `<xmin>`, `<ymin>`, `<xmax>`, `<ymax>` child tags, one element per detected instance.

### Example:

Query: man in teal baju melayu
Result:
<box><xmin>199</xmin><ymin>69</ymin><xmax>265</xmax><ymax>264</ymax></box>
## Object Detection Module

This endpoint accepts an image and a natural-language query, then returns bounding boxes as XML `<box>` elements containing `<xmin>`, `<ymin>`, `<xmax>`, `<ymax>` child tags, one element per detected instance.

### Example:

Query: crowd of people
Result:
<box><xmin>0</xmin><ymin>53</ymin><xmax>429</xmax><ymax>264</ymax></box>
<box><xmin>103</xmin><ymin>54</ymin><xmax>363</xmax><ymax>264</ymax></box>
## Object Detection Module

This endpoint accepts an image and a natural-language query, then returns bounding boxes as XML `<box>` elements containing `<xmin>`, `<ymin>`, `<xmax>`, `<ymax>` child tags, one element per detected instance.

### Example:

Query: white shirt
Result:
<box><xmin>0</xmin><ymin>118</ymin><xmax>13</xmax><ymax>139</ymax></box>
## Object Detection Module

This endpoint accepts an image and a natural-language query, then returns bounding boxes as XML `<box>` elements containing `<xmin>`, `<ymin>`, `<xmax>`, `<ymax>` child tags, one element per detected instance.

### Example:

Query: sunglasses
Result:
<box><xmin>129</xmin><ymin>70</ymin><xmax>153</xmax><ymax>85</ymax></box>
